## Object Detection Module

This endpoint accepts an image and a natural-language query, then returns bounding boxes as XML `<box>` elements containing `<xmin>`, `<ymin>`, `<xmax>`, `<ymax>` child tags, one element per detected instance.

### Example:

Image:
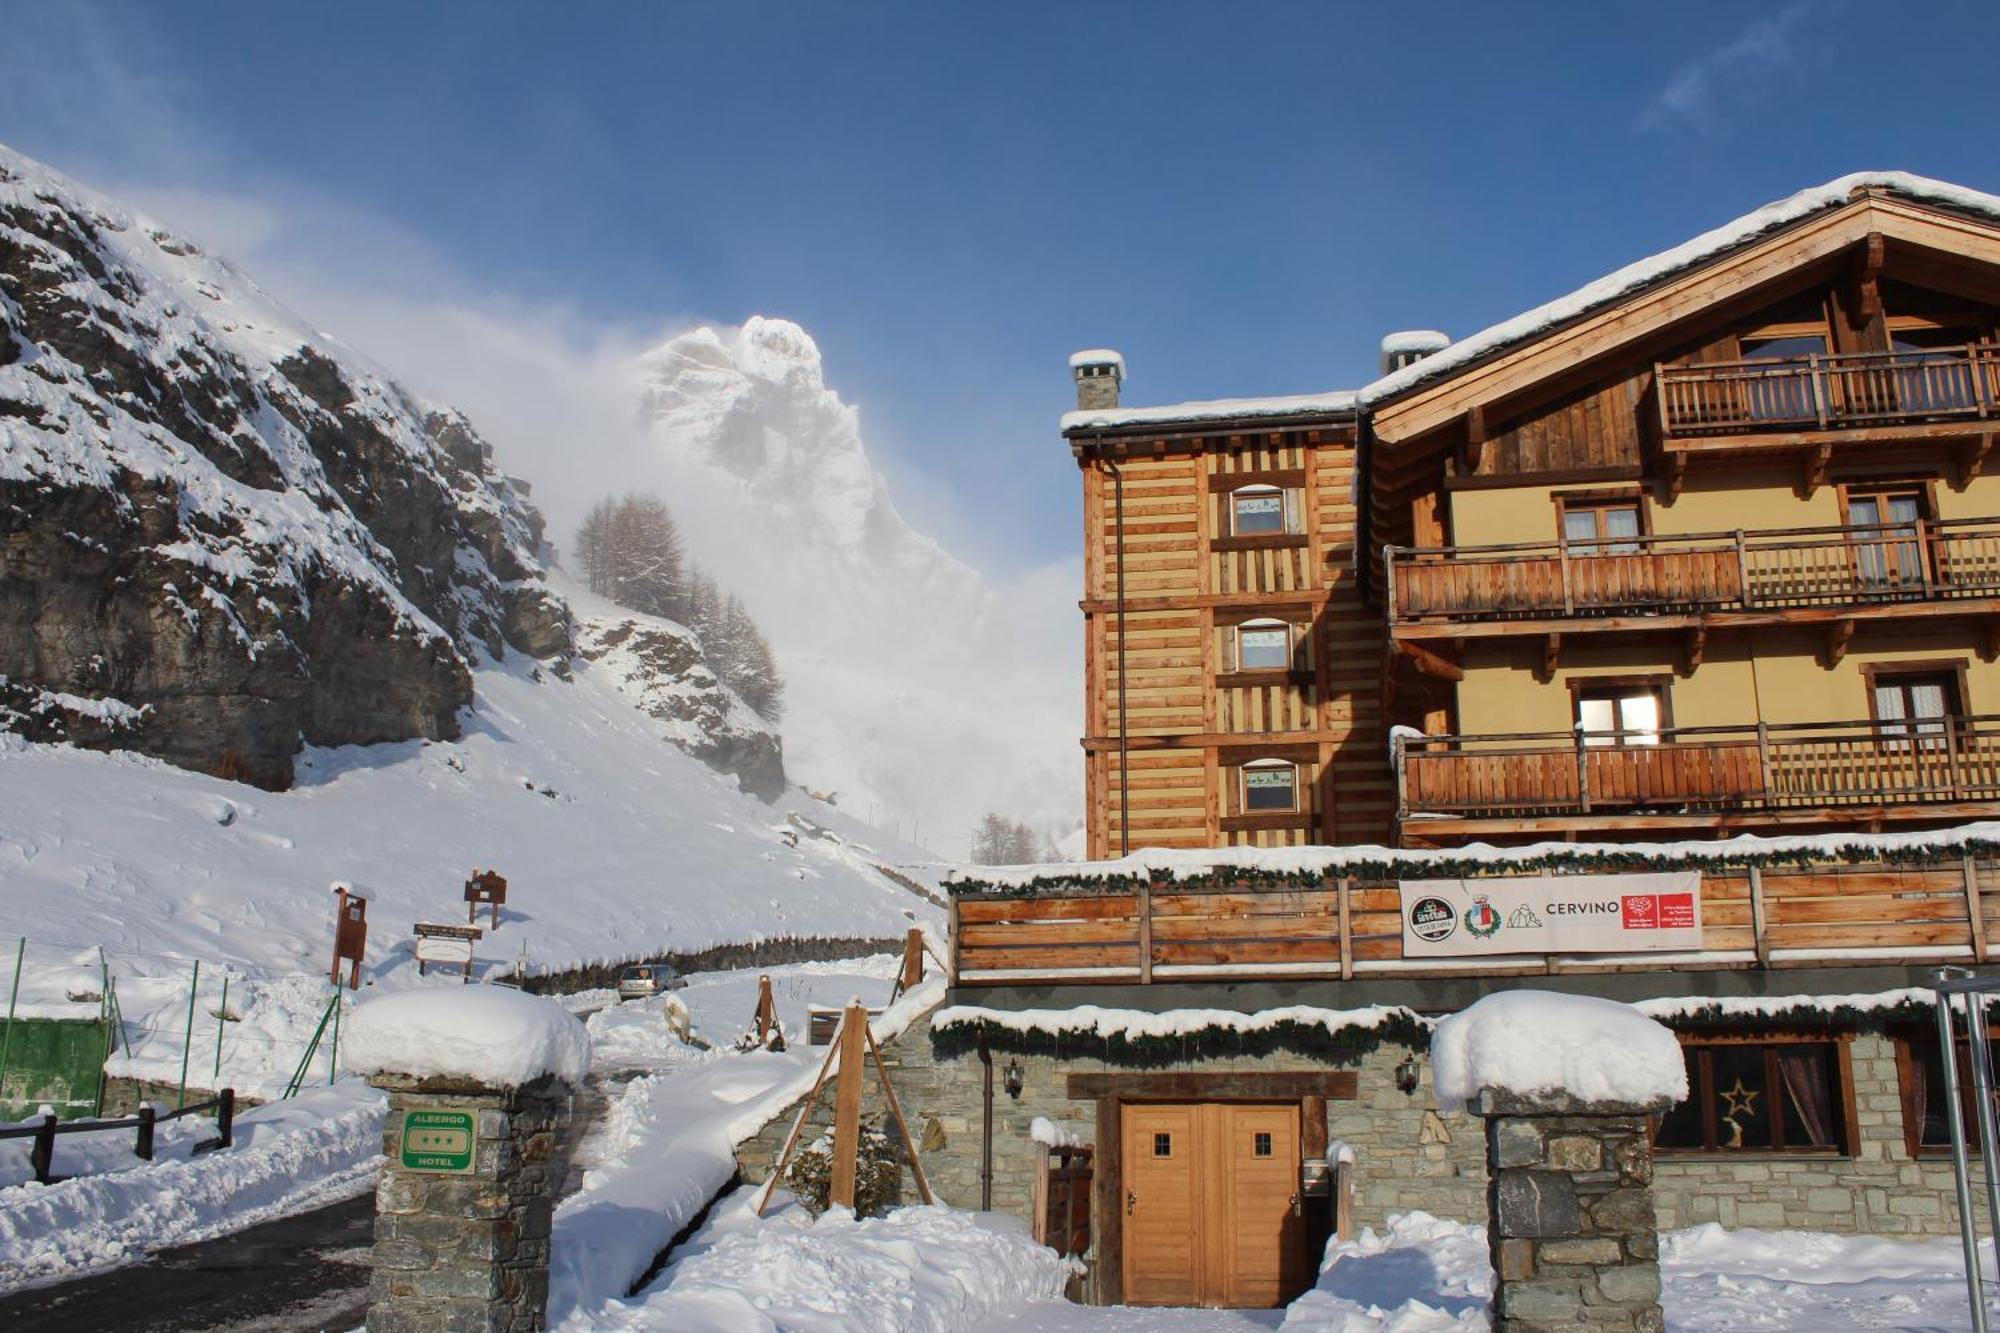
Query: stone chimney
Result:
<box><xmin>1070</xmin><ymin>349</ymin><xmax>1125</xmax><ymax>411</ymax></box>
<box><xmin>1380</xmin><ymin>330</ymin><xmax>1451</xmax><ymax>376</ymax></box>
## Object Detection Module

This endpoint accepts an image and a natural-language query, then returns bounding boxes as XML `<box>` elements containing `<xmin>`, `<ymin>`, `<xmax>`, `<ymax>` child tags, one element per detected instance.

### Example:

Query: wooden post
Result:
<box><xmin>946</xmin><ymin>898</ymin><xmax>961</xmax><ymax>987</ymax></box>
<box><xmin>900</xmin><ymin>928</ymin><xmax>925</xmax><ymax>993</ymax></box>
<box><xmin>135</xmin><ymin>1104</ymin><xmax>156</xmax><ymax>1161</ymax></box>
<box><xmin>755</xmin><ymin>1025</ymin><xmax>845</xmax><ymax>1217</ymax></box>
<box><xmin>829</xmin><ymin>1002</ymin><xmax>867</xmax><ymax>1211</ymax></box>
<box><xmin>1747</xmin><ymin>865</ymin><xmax>1771</xmax><ymax>968</ymax></box>
<box><xmin>1966</xmin><ymin>853</ymin><xmax>1990</xmax><ymax>965</ymax></box>
<box><xmin>1092</xmin><ymin>1097</ymin><xmax>1123</xmax><ymax>1304</ymax></box>
<box><xmin>1334</xmin><ymin>1158</ymin><xmax>1356</xmax><ymax>1242</ymax></box>
<box><xmin>1137</xmin><ymin>882</ymin><xmax>1154</xmax><ymax>985</ymax></box>
<box><xmin>1336</xmin><ymin>876</ymin><xmax>1353</xmax><ymax>981</ymax></box>
<box><xmin>331</xmin><ymin>886</ymin><xmax>349</xmax><ymax>987</ymax></box>
<box><xmin>754</xmin><ymin>975</ymin><xmax>777</xmax><ymax>1045</ymax></box>
<box><xmin>1734</xmin><ymin>530</ymin><xmax>1751</xmax><ymax>609</ymax></box>
<box><xmin>29</xmin><ymin>1113</ymin><xmax>55</xmax><ymax>1185</ymax></box>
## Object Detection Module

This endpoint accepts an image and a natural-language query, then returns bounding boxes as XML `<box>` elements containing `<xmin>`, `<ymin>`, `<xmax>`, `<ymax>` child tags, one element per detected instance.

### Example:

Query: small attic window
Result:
<box><xmin>1233</xmin><ymin>619</ymin><xmax>1293</xmax><ymax>671</ymax></box>
<box><xmin>1241</xmin><ymin>759</ymin><xmax>1300</xmax><ymax>813</ymax></box>
<box><xmin>1230</xmin><ymin>485</ymin><xmax>1297</xmax><ymax>536</ymax></box>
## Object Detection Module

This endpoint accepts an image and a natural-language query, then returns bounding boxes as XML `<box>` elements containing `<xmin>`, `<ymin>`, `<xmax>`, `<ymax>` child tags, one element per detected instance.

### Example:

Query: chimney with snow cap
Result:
<box><xmin>1380</xmin><ymin>330</ymin><xmax>1451</xmax><ymax>376</ymax></box>
<box><xmin>1070</xmin><ymin>349</ymin><xmax>1124</xmax><ymax>410</ymax></box>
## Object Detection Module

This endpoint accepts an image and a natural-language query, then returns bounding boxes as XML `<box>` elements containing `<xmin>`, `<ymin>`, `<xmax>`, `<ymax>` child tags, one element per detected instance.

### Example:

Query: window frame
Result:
<box><xmin>1861</xmin><ymin>660</ymin><xmax>1971</xmax><ymax>750</ymax></box>
<box><xmin>1893</xmin><ymin>1024</ymin><xmax>2000</xmax><ymax>1158</ymax></box>
<box><xmin>1565</xmin><ymin>674</ymin><xmax>1675</xmax><ymax>747</ymax></box>
<box><xmin>1837</xmin><ymin>477</ymin><xmax>1939</xmax><ymax>590</ymax></box>
<box><xmin>1225</xmin><ymin>483</ymin><xmax>1302</xmax><ymax>539</ymax></box>
<box><xmin>1653</xmin><ymin>1031</ymin><xmax>1859</xmax><ymax>1158</ymax></box>
<box><xmin>1553</xmin><ymin>487</ymin><xmax>1652</xmax><ymax>556</ymax></box>
<box><xmin>1237</xmin><ymin>757</ymin><xmax>1301</xmax><ymax>815</ymax></box>
<box><xmin>1226</xmin><ymin>618</ymin><xmax>1299</xmax><ymax>675</ymax></box>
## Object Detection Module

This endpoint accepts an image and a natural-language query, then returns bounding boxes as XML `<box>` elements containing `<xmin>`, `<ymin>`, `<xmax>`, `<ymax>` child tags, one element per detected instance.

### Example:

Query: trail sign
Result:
<box><xmin>400</xmin><ymin>1108</ymin><xmax>476</xmax><ymax>1173</ymax></box>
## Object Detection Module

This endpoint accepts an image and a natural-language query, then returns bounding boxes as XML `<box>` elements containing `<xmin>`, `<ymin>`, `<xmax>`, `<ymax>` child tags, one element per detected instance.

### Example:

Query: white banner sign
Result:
<box><xmin>414</xmin><ymin>934</ymin><xmax>476</xmax><ymax>965</ymax></box>
<box><xmin>1398</xmin><ymin>872</ymin><xmax>1703</xmax><ymax>956</ymax></box>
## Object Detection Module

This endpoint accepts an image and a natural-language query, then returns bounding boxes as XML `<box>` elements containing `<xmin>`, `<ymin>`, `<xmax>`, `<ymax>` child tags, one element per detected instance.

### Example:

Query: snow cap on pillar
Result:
<box><xmin>1070</xmin><ymin>348</ymin><xmax>1125</xmax><ymax>410</ymax></box>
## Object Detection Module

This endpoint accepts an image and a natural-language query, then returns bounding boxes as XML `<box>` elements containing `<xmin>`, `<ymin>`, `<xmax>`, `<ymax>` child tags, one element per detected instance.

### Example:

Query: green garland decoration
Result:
<box><xmin>945</xmin><ymin>834</ymin><xmax>2000</xmax><ymax>899</ymax></box>
<box><xmin>1655</xmin><ymin>997</ymin><xmax>1933</xmax><ymax>1033</ymax></box>
<box><xmin>929</xmin><ymin>1009</ymin><xmax>1431</xmax><ymax>1070</ymax></box>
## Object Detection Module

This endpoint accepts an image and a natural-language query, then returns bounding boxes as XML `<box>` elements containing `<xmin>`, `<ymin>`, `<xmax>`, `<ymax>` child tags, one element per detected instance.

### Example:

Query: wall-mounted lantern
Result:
<box><xmin>1003</xmin><ymin>1059</ymin><xmax>1025</xmax><ymax>1099</ymax></box>
<box><xmin>1395</xmin><ymin>1053</ymin><xmax>1422</xmax><ymax>1096</ymax></box>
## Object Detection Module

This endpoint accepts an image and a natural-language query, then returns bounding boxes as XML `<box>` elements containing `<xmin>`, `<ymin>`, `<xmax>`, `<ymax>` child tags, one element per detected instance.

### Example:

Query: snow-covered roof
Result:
<box><xmin>1361</xmin><ymin>171</ymin><xmax>2000</xmax><ymax>407</ymax></box>
<box><xmin>1062</xmin><ymin>388</ymin><xmax>1360</xmax><ymax>435</ymax></box>
<box><xmin>949</xmin><ymin>820</ymin><xmax>2000</xmax><ymax>891</ymax></box>
<box><xmin>1068</xmin><ymin>348</ymin><xmax>1125</xmax><ymax>372</ymax></box>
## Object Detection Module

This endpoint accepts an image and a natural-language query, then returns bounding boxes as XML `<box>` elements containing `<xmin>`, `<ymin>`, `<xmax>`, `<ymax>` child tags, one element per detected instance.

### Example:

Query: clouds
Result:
<box><xmin>1638</xmin><ymin>3</ymin><xmax>1824</xmax><ymax>137</ymax></box>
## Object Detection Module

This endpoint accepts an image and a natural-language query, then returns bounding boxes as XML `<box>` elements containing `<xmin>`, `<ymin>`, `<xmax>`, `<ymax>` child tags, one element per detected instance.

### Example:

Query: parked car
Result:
<box><xmin>617</xmin><ymin>962</ymin><xmax>686</xmax><ymax>1000</ymax></box>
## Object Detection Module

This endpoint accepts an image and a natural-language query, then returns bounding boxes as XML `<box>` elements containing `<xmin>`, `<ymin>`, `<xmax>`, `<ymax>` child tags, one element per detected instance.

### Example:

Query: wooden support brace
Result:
<box><xmin>1665</xmin><ymin>450</ymin><xmax>1688</xmax><ymax>503</ymax></box>
<box><xmin>1538</xmin><ymin>633</ymin><xmax>1562</xmax><ymax>684</ymax></box>
<box><xmin>1958</xmin><ymin>428</ymin><xmax>1996</xmax><ymax>490</ymax></box>
<box><xmin>1803</xmin><ymin>443</ymin><xmax>1833</xmax><ymax>496</ymax></box>
<box><xmin>1394</xmin><ymin>637</ymin><xmax>1464</xmax><ymax>682</ymax></box>
<box><xmin>755</xmin><ymin>1018</ymin><xmax>847</xmax><ymax>1216</ymax></box>
<box><xmin>1822</xmin><ymin>619</ymin><xmax>1855</xmax><ymax>668</ymax></box>
<box><xmin>1682</xmin><ymin>625</ymin><xmax>1707</xmax><ymax>678</ymax></box>
<box><xmin>1462</xmin><ymin>405</ymin><xmax>1487</xmax><ymax>473</ymax></box>
<box><xmin>864</xmin><ymin>1023</ymin><xmax>935</xmax><ymax>1205</ymax></box>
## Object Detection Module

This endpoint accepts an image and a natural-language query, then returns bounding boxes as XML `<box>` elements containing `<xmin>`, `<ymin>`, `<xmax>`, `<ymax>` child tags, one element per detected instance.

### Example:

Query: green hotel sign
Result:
<box><xmin>399</xmin><ymin>1108</ymin><xmax>476</xmax><ymax>1173</ymax></box>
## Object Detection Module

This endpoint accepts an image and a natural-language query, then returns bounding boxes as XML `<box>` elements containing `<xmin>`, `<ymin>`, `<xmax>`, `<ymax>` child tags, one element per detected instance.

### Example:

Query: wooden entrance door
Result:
<box><xmin>1121</xmin><ymin>1102</ymin><xmax>1304</xmax><ymax>1307</ymax></box>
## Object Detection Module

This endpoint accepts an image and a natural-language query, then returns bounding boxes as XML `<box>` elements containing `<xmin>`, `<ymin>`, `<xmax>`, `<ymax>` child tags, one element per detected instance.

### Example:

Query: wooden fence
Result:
<box><xmin>949</xmin><ymin>858</ymin><xmax>2000</xmax><ymax>985</ymax></box>
<box><xmin>1387</xmin><ymin>518</ymin><xmax>2000</xmax><ymax>625</ymax></box>
<box><xmin>0</xmin><ymin>1088</ymin><xmax>235</xmax><ymax>1185</ymax></box>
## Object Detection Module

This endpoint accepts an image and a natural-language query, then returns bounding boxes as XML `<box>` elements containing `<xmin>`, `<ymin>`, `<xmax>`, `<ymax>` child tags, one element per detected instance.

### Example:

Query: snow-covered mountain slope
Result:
<box><xmin>0</xmin><ymin>655</ymin><xmax>938</xmax><ymax>980</ymax></box>
<box><xmin>635</xmin><ymin>318</ymin><xmax>1077</xmax><ymax>846</ymax></box>
<box><xmin>0</xmin><ymin>142</ymin><xmax>567</xmax><ymax>788</ymax></box>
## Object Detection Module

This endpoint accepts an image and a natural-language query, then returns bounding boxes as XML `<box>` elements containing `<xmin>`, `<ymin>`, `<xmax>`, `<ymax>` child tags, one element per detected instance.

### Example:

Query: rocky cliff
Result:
<box><xmin>0</xmin><ymin>144</ymin><xmax>569</xmax><ymax>788</ymax></box>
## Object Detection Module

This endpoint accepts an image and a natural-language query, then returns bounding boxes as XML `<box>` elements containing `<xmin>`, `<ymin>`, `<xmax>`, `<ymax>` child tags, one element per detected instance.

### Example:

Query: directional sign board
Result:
<box><xmin>400</xmin><ymin>1108</ymin><xmax>477</xmax><ymax>1173</ymax></box>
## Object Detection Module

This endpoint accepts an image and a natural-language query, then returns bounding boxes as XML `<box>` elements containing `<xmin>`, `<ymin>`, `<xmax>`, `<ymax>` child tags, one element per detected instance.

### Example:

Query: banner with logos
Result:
<box><xmin>1397</xmin><ymin>872</ymin><xmax>1703</xmax><ymax>957</ymax></box>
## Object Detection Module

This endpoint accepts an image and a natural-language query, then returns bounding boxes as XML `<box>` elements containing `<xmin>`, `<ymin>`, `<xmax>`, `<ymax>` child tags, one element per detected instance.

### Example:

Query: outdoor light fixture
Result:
<box><xmin>1395</xmin><ymin>1054</ymin><xmax>1421</xmax><ymax>1096</ymax></box>
<box><xmin>1003</xmin><ymin>1059</ymin><xmax>1025</xmax><ymax>1099</ymax></box>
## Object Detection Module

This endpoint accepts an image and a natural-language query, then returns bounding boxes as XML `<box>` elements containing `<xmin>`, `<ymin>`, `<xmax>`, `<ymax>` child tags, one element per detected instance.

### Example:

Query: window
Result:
<box><xmin>1253</xmin><ymin>1131</ymin><xmax>1273</xmax><ymax>1157</ymax></box>
<box><xmin>1869</xmin><ymin>667</ymin><xmax>1963</xmax><ymax>750</ymax></box>
<box><xmin>1895</xmin><ymin>1027</ymin><xmax>2000</xmax><ymax>1156</ymax></box>
<box><xmin>1240</xmin><ymin>759</ymin><xmax>1299</xmax><ymax>813</ymax></box>
<box><xmin>1843</xmin><ymin>485</ymin><xmax>1931</xmax><ymax>589</ymax></box>
<box><xmin>1153</xmin><ymin>1132</ymin><xmax>1172</xmax><ymax>1157</ymax></box>
<box><xmin>1229</xmin><ymin>485</ymin><xmax>1299</xmax><ymax>537</ymax></box>
<box><xmin>1571</xmin><ymin>679</ymin><xmax>1668</xmax><ymax>748</ymax></box>
<box><xmin>1558</xmin><ymin>495</ymin><xmax>1645</xmax><ymax>555</ymax></box>
<box><xmin>1654</xmin><ymin>1038</ymin><xmax>1851</xmax><ymax>1155</ymax></box>
<box><xmin>1738</xmin><ymin>333</ymin><xmax>1828</xmax><ymax>421</ymax></box>
<box><xmin>1231</xmin><ymin>620</ymin><xmax>1294</xmax><ymax>672</ymax></box>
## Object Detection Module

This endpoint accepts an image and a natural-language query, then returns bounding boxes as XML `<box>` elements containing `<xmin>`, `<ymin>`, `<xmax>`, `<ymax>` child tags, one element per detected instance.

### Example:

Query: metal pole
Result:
<box><xmin>327</xmin><ymin>989</ymin><xmax>342</xmax><ymax>1086</ymax></box>
<box><xmin>1936</xmin><ymin>983</ymin><xmax>1988</xmax><ymax>1332</ymax></box>
<box><xmin>212</xmin><ymin>972</ymin><xmax>230</xmax><ymax>1087</ymax></box>
<box><xmin>176</xmin><ymin>959</ymin><xmax>200</xmax><ymax>1110</ymax></box>
<box><xmin>0</xmin><ymin>937</ymin><xmax>24</xmax><ymax>1097</ymax></box>
<box><xmin>1969</xmin><ymin>989</ymin><xmax>2000</xmax><ymax>1280</ymax></box>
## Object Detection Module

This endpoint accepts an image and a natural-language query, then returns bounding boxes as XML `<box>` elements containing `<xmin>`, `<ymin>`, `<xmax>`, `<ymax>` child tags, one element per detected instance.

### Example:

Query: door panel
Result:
<box><xmin>1219</xmin><ymin>1104</ymin><xmax>1304</xmax><ymax>1307</ymax></box>
<box><xmin>1122</xmin><ymin>1104</ymin><xmax>1201</xmax><ymax>1306</ymax></box>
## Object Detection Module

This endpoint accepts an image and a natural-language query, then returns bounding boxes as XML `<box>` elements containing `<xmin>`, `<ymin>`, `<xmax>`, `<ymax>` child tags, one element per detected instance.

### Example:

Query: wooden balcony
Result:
<box><xmin>1657</xmin><ymin>343</ymin><xmax>2000</xmax><ymax>440</ymax></box>
<box><xmin>1386</xmin><ymin>518</ymin><xmax>2000</xmax><ymax>638</ymax></box>
<box><xmin>949</xmin><ymin>856</ymin><xmax>2000</xmax><ymax>986</ymax></box>
<box><xmin>1395</xmin><ymin>716</ymin><xmax>2000</xmax><ymax>841</ymax></box>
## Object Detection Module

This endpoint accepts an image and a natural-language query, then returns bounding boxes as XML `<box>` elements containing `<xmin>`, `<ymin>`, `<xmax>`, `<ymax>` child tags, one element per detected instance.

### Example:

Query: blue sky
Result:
<box><xmin>8</xmin><ymin>1</ymin><xmax>2000</xmax><ymax>573</ymax></box>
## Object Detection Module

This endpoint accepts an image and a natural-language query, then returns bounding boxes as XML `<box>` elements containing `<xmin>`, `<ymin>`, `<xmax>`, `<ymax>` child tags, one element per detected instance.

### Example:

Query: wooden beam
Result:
<box><xmin>1803</xmin><ymin>442</ymin><xmax>1833</xmax><ymax>496</ymax></box>
<box><xmin>1538</xmin><ymin>633</ymin><xmax>1561</xmax><ymax>684</ymax></box>
<box><xmin>1393</xmin><ymin>637</ymin><xmax>1464</xmax><ymax>682</ymax></box>
<box><xmin>1681</xmin><ymin>626</ymin><xmax>1707</xmax><ymax>677</ymax></box>
<box><xmin>1665</xmin><ymin>450</ymin><xmax>1688</xmax><ymax>503</ymax></box>
<box><xmin>1462</xmin><ymin>404</ymin><xmax>1487</xmax><ymax>473</ymax></box>
<box><xmin>1822</xmin><ymin>618</ymin><xmax>1855</xmax><ymax>668</ymax></box>
<box><xmin>1957</xmin><ymin>428</ymin><xmax>1996</xmax><ymax>490</ymax></box>
<box><xmin>828</xmin><ymin>1002</ymin><xmax>868</xmax><ymax>1210</ymax></box>
<box><xmin>1092</xmin><ymin>1098</ymin><xmax>1122</xmax><ymax>1304</ymax></box>
<box><xmin>1068</xmin><ymin>1071</ymin><xmax>1359</xmax><ymax>1101</ymax></box>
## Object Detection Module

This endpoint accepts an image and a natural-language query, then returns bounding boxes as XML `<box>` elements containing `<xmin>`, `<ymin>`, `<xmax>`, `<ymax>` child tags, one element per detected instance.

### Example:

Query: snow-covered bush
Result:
<box><xmin>783</xmin><ymin>1120</ymin><xmax>902</xmax><ymax>1218</ymax></box>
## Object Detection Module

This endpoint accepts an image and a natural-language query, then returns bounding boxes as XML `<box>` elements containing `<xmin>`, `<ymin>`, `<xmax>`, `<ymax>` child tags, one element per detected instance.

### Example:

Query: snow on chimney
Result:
<box><xmin>1380</xmin><ymin>330</ymin><xmax>1451</xmax><ymax>376</ymax></box>
<box><xmin>1070</xmin><ymin>349</ymin><xmax>1125</xmax><ymax>411</ymax></box>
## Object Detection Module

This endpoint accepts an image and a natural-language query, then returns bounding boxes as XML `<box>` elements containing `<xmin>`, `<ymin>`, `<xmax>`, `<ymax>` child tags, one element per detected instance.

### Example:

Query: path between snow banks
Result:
<box><xmin>0</xmin><ymin>1082</ymin><xmax>383</xmax><ymax>1294</ymax></box>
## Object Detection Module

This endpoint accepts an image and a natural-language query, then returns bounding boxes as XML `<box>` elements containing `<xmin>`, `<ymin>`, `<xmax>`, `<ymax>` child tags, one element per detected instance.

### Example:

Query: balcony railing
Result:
<box><xmin>1386</xmin><ymin>518</ymin><xmax>2000</xmax><ymax>627</ymax></box>
<box><xmin>1395</xmin><ymin>716</ymin><xmax>2000</xmax><ymax>824</ymax></box>
<box><xmin>1657</xmin><ymin>343</ymin><xmax>2000</xmax><ymax>439</ymax></box>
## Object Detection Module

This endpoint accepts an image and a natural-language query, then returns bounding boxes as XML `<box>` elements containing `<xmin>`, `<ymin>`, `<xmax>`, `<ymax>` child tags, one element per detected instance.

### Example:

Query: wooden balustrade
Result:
<box><xmin>1656</xmin><ymin>343</ymin><xmax>2000</xmax><ymax>438</ymax></box>
<box><xmin>949</xmin><ymin>858</ymin><xmax>2000</xmax><ymax>985</ymax></box>
<box><xmin>1387</xmin><ymin>518</ymin><xmax>2000</xmax><ymax>626</ymax></box>
<box><xmin>1393</xmin><ymin>717</ymin><xmax>2000</xmax><ymax>824</ymax></box>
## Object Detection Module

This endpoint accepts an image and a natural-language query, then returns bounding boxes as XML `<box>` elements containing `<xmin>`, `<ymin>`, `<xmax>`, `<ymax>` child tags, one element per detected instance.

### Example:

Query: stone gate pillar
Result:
<box><xmin>1472</xmin><ymin>1088</ymin><xmax>1670</xmax><ymax>1333</ymax></box>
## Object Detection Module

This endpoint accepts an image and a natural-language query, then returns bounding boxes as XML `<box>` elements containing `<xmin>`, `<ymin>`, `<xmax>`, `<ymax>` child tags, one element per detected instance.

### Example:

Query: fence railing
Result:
<box><xmin>1386</xmin><ymin>518</ymin><xmax>2000</xmax><ymax>626</ymax></box>
<box><xmin>1</xmin><ymin>1088</ymin><xmax>235</xmax><ymax>1185</ymax></box>
<box><xmin>1393</xmin><ymin>716</ymin><xmax>2000</xmax><ymax>822</ymax></box>
<box><xmin>1656</xmin><ymin>343</ymin><xmax>2000</xmax><ymax>438</ymax></box>
<box><xmin>950</xmin><ymin>858</ymin><xmax>2000</xmax><ymax>985</ymax></box>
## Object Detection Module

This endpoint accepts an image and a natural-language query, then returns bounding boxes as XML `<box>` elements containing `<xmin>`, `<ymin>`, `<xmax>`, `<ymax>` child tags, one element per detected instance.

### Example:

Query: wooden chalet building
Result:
<box><xmin>741</xmin><ymin>175</ymin><xmax>2000</xmax><ymax>1312</ymax></box>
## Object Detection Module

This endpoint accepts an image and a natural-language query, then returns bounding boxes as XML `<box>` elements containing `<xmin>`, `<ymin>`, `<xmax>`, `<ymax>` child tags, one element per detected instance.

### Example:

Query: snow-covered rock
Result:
<box><xmin>0</xmin><ymin>142</ymin><xmax>569</xmax><ymax>787</ymax></box>
<box><xmin>343</xmin><ymin>985</ymin><xmax>590</xmax><ymax>1087</ymax></box>
<box><xmin>1429</xmin><ymin>990</ymin><xmax>1687</xmax><ymax>1113</ymax></box>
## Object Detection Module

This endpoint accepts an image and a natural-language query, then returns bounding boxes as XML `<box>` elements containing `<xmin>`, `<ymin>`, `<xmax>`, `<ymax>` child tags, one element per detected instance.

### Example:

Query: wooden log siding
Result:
<box><xmin>1386</xmin><ymin>517</ymin><xmax>2000</xmax><ymax>627</ymax></box>
<box><xmin>949</xmin><ymin>860</ymin><xmax>2000</xmax><ymax>985</ymax></box>
<box><xmin>1396</xmin><ymin>717</ymin><xmax>2000</xmax><ymax>823</ymax></box>
<box><xmin>1657</xmin><ymin>343</ymin><xmax>2000</xmax><ymax>439</ymax></box>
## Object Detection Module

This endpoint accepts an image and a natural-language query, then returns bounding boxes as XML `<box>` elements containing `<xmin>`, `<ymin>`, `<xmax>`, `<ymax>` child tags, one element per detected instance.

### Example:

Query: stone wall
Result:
<box><xmin>736</xmin><ymin>1012</ymin><xmax>1990</xmax><ymax>1251</ymax></box>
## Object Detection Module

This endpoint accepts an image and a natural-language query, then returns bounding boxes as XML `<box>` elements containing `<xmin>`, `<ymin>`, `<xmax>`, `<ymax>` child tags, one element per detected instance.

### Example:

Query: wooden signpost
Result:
<box><xmin>414</xmin><ymin>923</ymin><xmax>483</xmax><ymax>981</ymax></box>
<box><xmin>464</xmin><ymin>870</ymin><xmax>507</xmax><ymax>929</ymax></box>
<box><xmin>753</xmin><ymin>975</ymin><xmax>779</xmax><ymax>1047</ymax></box>
<box><xmin>331</xmin><ymin>885</ymin><xmax>368</xmax><ymax>990</ymax></box>
<box><xmin>756</xmin><ymin>1001</ymin><xmax>933</xmax><ymax>1216</ymax></box>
